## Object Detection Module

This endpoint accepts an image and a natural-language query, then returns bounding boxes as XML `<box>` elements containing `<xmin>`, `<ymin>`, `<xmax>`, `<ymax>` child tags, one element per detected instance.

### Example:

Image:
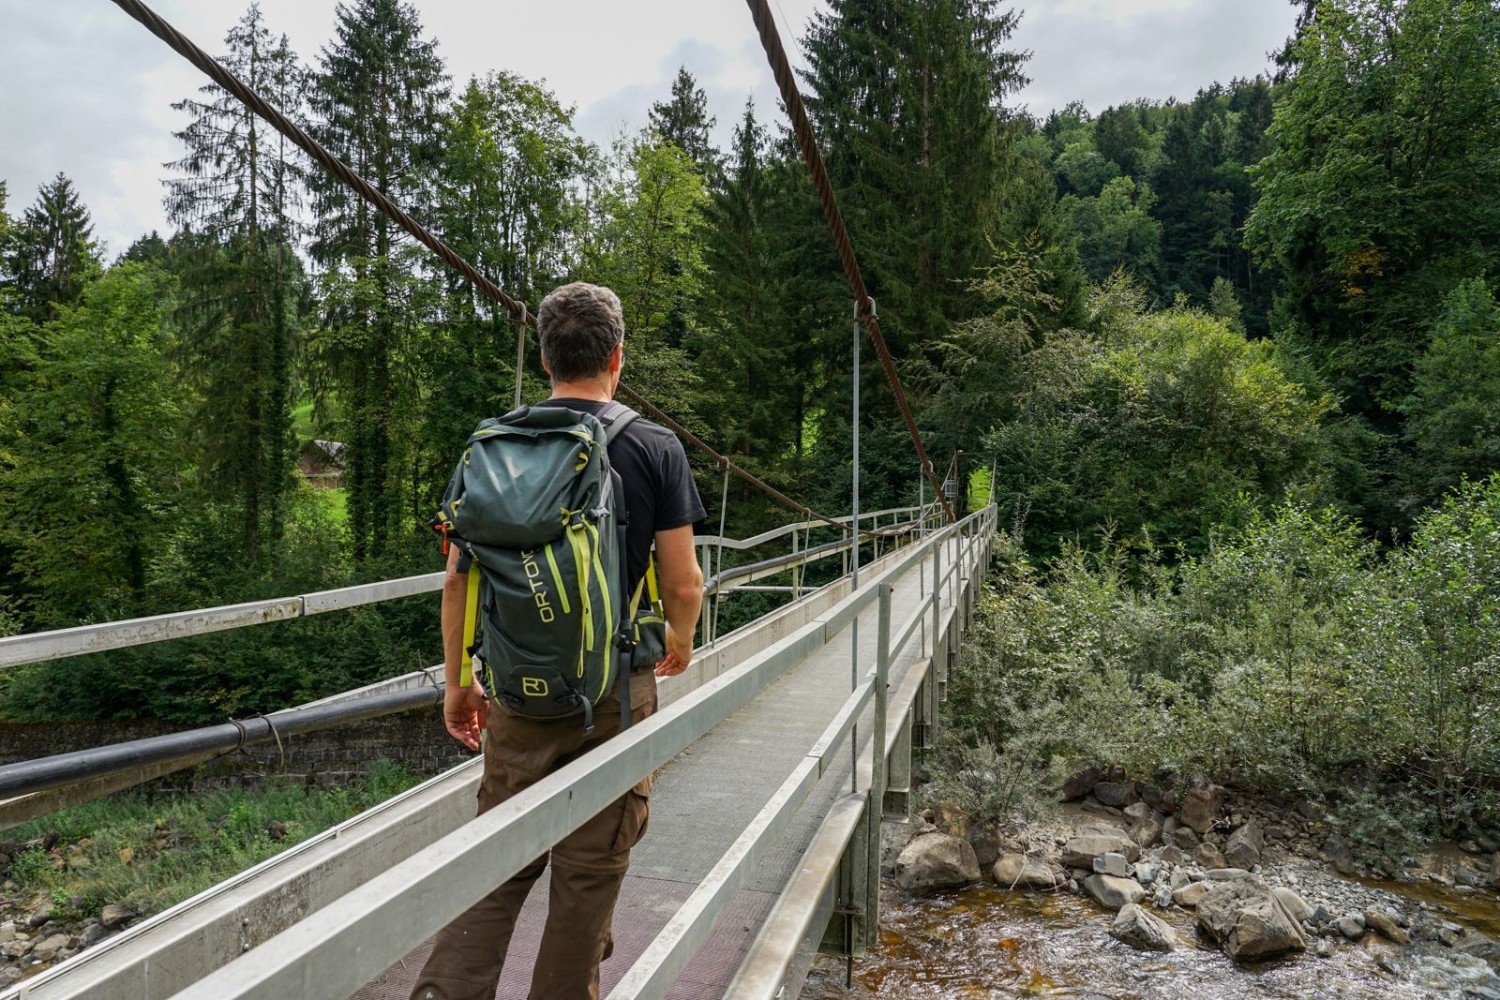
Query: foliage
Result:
<box><xmin>649</xmin><ymin>67</ymin><xmax>718</xmax><ymax>172</ymax></box>
<box><xmin>2</xmin><ymin>173</ymin><xmax>101</xmax><ymax>323</ymax></box>
<box><xmin>0</xmin><ymin>763</ymin><xmax>422</xmax><ymax>921</ymax></box>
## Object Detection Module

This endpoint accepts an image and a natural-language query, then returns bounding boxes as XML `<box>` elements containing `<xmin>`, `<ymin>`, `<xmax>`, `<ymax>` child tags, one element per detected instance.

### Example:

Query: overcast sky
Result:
<box><xmin>0</xmin><ymin>0</ymin><xmax>1297</xmax><ymax>256</ymax></box>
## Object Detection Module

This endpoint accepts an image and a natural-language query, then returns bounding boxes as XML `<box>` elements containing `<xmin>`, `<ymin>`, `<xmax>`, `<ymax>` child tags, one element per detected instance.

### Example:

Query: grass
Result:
<box><xmin>2</xmin><ymin>761</ymin><xmax>421</xmax><ymax>922</ymax></box>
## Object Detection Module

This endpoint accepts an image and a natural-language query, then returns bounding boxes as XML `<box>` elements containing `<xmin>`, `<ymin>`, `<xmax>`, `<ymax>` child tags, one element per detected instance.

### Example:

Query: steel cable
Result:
<box><xmin>742</xmin><ymin>0</ymin><xmax>956</xmax><ymax>523</ymax></box>
<box><xmin>108</xmin><ymin>0</ymin><xmax>883</xmax><ymax>539</ymax></box>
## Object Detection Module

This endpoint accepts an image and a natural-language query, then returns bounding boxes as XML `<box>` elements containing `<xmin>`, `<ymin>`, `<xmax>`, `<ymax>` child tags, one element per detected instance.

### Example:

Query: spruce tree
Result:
<box><xmin>167</xmin><ymin>3</ymin><xmax>307</xmax><ymax>561</ymax></box>
<box><xmin>649</xmin><ymin>68</ymin><xmax>718</xmax><ymax>171</ymax></box>
<box><xmin>3</xmin><ymin>174</ymin><xmax>100</xmax><ymax>324</ymax></box>
<box><xmin>307</xmin><ymin>0</ymin><xmax>449</xmax><ymax>561</ymax></box>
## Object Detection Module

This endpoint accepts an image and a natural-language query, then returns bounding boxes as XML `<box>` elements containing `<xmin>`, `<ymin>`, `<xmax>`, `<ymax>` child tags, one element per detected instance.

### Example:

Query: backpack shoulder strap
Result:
<box><xmin>598</xmin><ymin>401</ymin><xmax>640</xmax><ymax>443</ymax></box>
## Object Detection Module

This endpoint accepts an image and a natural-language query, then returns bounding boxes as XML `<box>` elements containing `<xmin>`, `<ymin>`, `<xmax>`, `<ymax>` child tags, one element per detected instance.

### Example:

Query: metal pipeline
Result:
<box><xmin>0</xmin><ymin>685</ymin><xmax>442</xmax><ymax>802</ymax></box>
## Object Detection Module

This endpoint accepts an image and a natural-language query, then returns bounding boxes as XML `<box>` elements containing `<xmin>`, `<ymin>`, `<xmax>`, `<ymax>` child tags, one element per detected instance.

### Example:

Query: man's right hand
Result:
<box><xmin>444</xmin><ymin>681</ymin><xmax>489</xmax><ymax>750</ymax></box>
<box><xmin>655</xmin><ymin>623</ymin><xmax>694</xmax><ymax>677</ymax></box>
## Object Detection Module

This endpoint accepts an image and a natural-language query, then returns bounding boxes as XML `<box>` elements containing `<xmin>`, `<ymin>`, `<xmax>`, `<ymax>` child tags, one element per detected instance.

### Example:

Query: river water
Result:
<box><xmin>803</xmin><ymin>879</ymin><xmax>1500</xmax><ymax>999</ymax></box>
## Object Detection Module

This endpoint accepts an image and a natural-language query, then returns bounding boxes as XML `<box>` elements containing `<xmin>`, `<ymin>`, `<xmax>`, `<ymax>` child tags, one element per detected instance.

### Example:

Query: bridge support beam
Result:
<box><xmin>883</xmin><ymin>712</ymin><xmax>912</xmax><ymax>818</ymax></box>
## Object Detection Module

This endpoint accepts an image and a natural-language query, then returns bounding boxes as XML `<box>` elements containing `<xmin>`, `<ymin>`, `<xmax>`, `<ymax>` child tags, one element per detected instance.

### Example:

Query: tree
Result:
<box><xmin>1401</xmin><ymin>280</ymin><xmax>1500</xmax><ymax>510</ymax></box>
<box><xmin>649</xmin><ymin>67</ymin><xmax>717</xmax><ymax>171</ymax></box>
<box><xmin>1247</xmin><ymin>0</ymin><xmax>1500</xmax><ymax>422</ymax></box>
<box><xmin>1061</xmin><ymin>176</ymin><xmax>1163</xmax><ymax>286</ymax></box>
<box><xmin>3</xmin><ymin>174</ymin><xmax>100</xmax><ymax>323</ymax></box>
<box><xmin>307</xmin><ymin>0</ymin><xmax>449</xmax><ymax>561</ymax></box>
<box><xmin>0</xmin><ymin>266</ymin><xmax>183</xmax><ymax>626</ymax></box>
<box><xmin>167</xmin><ymin>3</ymin><xmax>307</xmax><ymax>560</ymax></box>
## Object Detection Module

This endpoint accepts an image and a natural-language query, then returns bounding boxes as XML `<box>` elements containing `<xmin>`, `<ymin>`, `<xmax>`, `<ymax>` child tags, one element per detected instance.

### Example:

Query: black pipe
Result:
<box><xmin>0</xmin><ymin>685</ymin><xmax>443</xmax><ymax>799</ymax></box>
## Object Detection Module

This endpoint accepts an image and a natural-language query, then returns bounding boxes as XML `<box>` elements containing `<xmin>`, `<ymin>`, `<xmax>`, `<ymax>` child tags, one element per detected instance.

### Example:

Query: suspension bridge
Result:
<box><xmin>2</xmin><ymin>0</ymin><xmax>1002</xmax><ymax>995</ymax></box>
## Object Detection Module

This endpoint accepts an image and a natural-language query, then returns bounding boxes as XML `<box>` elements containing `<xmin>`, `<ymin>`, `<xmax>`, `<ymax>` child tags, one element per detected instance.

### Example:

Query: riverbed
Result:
<box><xmin>803</xmin><ymin>876</ymin><xmax>1500</xmax><ymax>999</ymax></box>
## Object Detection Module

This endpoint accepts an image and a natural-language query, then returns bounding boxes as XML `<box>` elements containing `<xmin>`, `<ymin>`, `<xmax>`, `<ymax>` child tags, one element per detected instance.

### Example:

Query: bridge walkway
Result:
<box><xmin>355</xmin><ymin>531</ymin><xmax>957</xmax><ymax>1000</ymax></box>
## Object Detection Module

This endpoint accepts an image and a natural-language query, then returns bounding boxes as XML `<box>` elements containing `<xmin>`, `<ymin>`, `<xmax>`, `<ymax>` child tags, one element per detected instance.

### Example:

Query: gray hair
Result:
<box><xmin>537</xmin><ymin>282</ymin><xmax>624</xmax><ymax>383</ymax></box>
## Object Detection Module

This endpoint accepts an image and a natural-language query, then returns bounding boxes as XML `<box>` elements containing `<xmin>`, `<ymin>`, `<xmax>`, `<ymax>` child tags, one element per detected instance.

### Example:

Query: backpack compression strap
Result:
<box><xmin>460</xmin><ymin>560</ymin><xmax>481</xmax><ymax>689</ymax></box>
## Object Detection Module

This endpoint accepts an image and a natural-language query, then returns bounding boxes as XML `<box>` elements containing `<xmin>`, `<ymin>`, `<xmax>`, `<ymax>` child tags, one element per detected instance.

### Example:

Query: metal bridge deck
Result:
<box><xmin>353</xmin><ymin>538</ymin><xmax>951</xmax><ymax>1000</ymax></box>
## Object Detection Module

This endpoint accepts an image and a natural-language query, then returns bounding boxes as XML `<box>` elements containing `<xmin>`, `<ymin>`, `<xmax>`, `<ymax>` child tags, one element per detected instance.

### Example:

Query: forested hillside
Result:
<box><xmin>1</xmin><ymin>0</ymin><xmax>1496</xmax><ymax>803</ymax></box>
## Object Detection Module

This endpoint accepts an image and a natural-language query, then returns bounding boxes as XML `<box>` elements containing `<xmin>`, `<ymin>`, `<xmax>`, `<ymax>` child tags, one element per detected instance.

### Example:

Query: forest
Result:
<box><xmin>1</xmin><ymin>0</ymin><xmax>1497</xmax><ymax>834</ymax></box>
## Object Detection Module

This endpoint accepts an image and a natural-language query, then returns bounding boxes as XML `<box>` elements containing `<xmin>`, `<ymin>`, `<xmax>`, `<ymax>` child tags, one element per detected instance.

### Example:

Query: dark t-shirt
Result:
<box><xmin>536</xmin><ymin>397</ymin><xmax>705</xmax><ymax>596</ymax></box>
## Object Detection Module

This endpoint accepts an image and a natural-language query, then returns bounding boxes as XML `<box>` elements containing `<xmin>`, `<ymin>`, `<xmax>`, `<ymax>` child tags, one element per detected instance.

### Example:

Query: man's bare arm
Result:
<box><xmin>652</xmin><ymin>524</ymin><xmax>703</xmax><ymax>676</ymax></box>
<box><xmin>440</xmin><ymin>545</ymin><xmax>488</xmax><ymax>748</ymax></box>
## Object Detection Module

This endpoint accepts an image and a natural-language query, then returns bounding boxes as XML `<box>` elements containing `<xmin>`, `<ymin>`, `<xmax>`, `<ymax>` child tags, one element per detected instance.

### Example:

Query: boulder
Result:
<box><xmin>32</xmin><ymin>933</ymin><xmax>72</xmax><ymax>964</ymax></box>
<box><xmin>100</xmin><ymin>904</ymin><xmax>136</xmax><ymax>931</ymax></box>
<box><xmin>1322</xmin><ymin>835</ymin><xmax>1357</xmax><ymax>875</ymax></box>
<box><xmin>1335</xmin><ymin>913</ymin><xmax>1366</xmax><ymax>940</ymax></box>
<box><xmin>1082</xmin><ymin>874</ymin><xmax>1147</xmax><ymax>911</ymax></box>
<box><xmin>1364</xmin><ymin>909</ymin><xmax>1410</xmax><ymax>945</ymax></box>
<box><xmin>1271</xmin><ymin>887</ymin><xmax>1314</xmax><ymax>924</ymax></box>
<box><xmin>930</xmin><ymin>801</ymin><xmax>970</xmax><ymax>837</ymax></box>
<box><xmin>966</xmin><ymin>823</ymin><xmax>1003</xmax><ymax>869</ymax></box>
<box><xmin>1181</xmin><ymin>785</ymin><xmax>1225</xmax><ymax>834</ymax></box>
<box><xmin>27</xmin><ymin>903</ymin><xmax>53</xmax><ymax>928</ymax></box>
<box><xmin>993</xmin><ymin>854</ymin><xmax>1065</xmax><ymax>891</ymax></box>
<box><xmin>1061</xmin><ymin>825</ymin><xmax>1140</xmax><ymax>869</ymax></box>
<box><xmin>895</xmin><ymin>833</ymin><xmax>980</xmax><ymax>892</ymax></box>
<box><xmin>880</xmin><ymin>817</ymin><xmax>920</xmax><ymax>875</ymax></box>
<box><xmin>1061</xmin><ymin>765</ymin><xmax>1105</xmax><ymax>801</ymax></box>
<box><xmin>1196</xmin><ymin>881</ymin><xmax>1307</xmax><ymax>962</ymax></box>
<box><xmin>1195</xmin><ymin>842</ymin><xmax>1226</xmax><ymax>869</ymax></box>
<box><xmin>80</xmin><ymin>922</ymin><xmax>108</xmax><ymax>947</ymax></box>
<box><xmin>1132</xmin><ymin>860</ymin><xmax>1163</xmax><ymax>886</ymax></box>
<box><xmin>1158</xmin><ymin>845</ymin><xmax>1187</xmax><ymax>866</ymax></box>
<box><xmin>1173</xmin><ymin>881</ymin><xmax>1213</xmax><ymax>908</ymax></box>
<box><xmin>0</xmin><ymin>921</ymin><xmax>13</xmax><ymax>943</ymax></box>
<box><xmin>0</xmin><ymin>967</ymin><xmax>20</xmax><ymax>987</ymax></box>
<box><xmin>1224</xmin><ymin>821</ymin><xmax>1265</xmax><ymax>870</ymax></box>
<box><xmin>1205</xmin><ymin>868</ymin><xmax>1252</xmax><ymax>881</ymax></box>
<box><xmin>1093</xmin><ymin>853</ymin><xmax>1133</xmax><ymax>878</ymax></box>
<box><xmin>1110</xmin><ymin>903</ymin><xmax>1178</xmax><ymax>952</ymax></box>
<box><xmin>1094</xmin><ymin>782</ymin><xmax>1138</xmax><ymax>808</ymax></box>
<box><xmin>1172</xmin><ymin>826</ymin><xmax>1200</xmax><ymax>850</ymax></box>
<box><xmin>1123</xmin><ymin>802</ymin><xmax>1155</xmax><ymax>823</ymax></box>
<box><xmin>1130</xmin><ymin>816</ymin><xmax>1163</xmax><ymax>849</ymax></box>
<box><xmin>1142</xmin><ymin>783</ymin><xmax>1176</xmax><ymax>814</ymax></box>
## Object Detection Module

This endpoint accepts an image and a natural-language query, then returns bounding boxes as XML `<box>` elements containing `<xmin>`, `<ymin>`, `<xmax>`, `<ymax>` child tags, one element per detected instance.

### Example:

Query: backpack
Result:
<box><xmin>433</xmin><ymin>401</ymin><xmax>643</xmax><ymax>732</ymax></box>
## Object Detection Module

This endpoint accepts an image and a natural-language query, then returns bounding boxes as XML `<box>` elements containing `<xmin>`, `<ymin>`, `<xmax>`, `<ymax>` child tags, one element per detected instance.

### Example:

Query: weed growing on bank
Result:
<box><xmin>1</xmin><ymin>761</ymin><xmax>421</xmax><ymax>922</ymax></box>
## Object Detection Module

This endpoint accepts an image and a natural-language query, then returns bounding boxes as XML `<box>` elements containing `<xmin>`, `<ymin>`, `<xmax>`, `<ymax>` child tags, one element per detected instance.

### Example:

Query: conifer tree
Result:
<box><xmin>3</xmin><ymin>174</ymin><xmax>100</xmax><ymax>324</ymax></box>
<box><xmin>649</xmin><ymin>68</ymin><xmax>718</xmax><ymax>172</ymax></box>
<box><xmin>307</xmin><ymin>0</ymin><xmax>449</xmax><ymax>561</ymax></box>
<box><xmin>167</xmin><ymin>3</ymin><xmax>307</xmax><ymax>561</ymax></box>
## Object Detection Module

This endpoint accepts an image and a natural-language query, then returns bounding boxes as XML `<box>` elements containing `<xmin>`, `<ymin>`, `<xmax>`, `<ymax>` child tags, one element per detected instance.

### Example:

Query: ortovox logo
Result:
<box><xmin>522</xmin><ymin>677</ymin><xmax>549</xmax><ymax>697</ymax></box>
<box><xmin>519</xmin><ymin>550</ymin><xmax>556</xmax><ymax>623</ymax></box>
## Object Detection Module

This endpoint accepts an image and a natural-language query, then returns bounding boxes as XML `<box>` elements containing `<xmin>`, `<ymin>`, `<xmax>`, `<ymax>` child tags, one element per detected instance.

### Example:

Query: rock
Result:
<box><xmin>1170</xmin><ymin>869</ymin><xmax>1192</xmax><ymax>890</ymax></box>
<box><xmin>1196</xmin><ymin>881</ymin><xmax>1307</xmax><ymax>962</ymax></box>
<box><xmin>1194</xmin><ymin>843</ymin><xmax>1226</xmax><ymax>869</ymax></box>
<box><xmin>1173</xmin><ymin>881</ymin><xmax>1213</xmax><ymax>908</ymax></box>
<box><xmin>1061</xmin><ymin>825</ymin><xmax>1140</xmax><ymax>868</ymax></box>
<box><xmin>1456</xmin><ymin>866</ymin><xmax>1484</xmax><ymax>888</ymax></box>
<box><xmin>0</xmin><ymin>921</ymin><xmax>13</xmax><ymax>943</ymax></box>
<box><xmin>1158</xmin><ymin>845</ymin><xmax>1186</xmax><ymax>865</ymax></box>
<box><xmin>1172</xmin><ymin>826</ymin><xmax>1200</xmax><ymax>850</ymax></box>
<box><xmin>1180</xmin><ymin>785</ymin><xmax>1225</xmax><ymax>834</ymax></box>
<box><xmin>1062</xmin><ymin>765</ymin><xmax>1105</xmax><ymax>801</ymax></box>
<box><xmin>1335</xmin><ymin>913</ymin><xmax>1366</xmax><ymax>940</ymax></box>
<box><xmin>1205</xmin><ymin>868</ymin><xmax>1252</xmax><ymax>881</ymax></box>
<box><xmin>80</xmin><ymin>922</ymin><xmax>108</xmax><ymax>947</ymax></box>
<box><xmin>1322</xmin><ymin>835</ymin><xmax>1356</xmax><ymax>875</ymax></box>
<box><xmin>0</xmin><ymin>967</ymin><xmax>20</xmax><ymax>986</ymax></box>
<box><xmin>930</xmin><ymin>801</ymin><xmax>970</xmax><ymax>837</ymax></box>
<box><xmin>895</xmin><ymin>833</ymin><xmax>980</xmax><ymax>892</ymax></box>
<box><xmin>1141</xmin><ymin>784</ymin><xmax>1176</xmax><ymax>814</ymax></box>
<box><xmin>1110</xmin><ymin>903</ymin><xmax>1178</xmax><ymax>952</ymax></box>
<box><xmin>1093</xmin><ymin>853</ymin><xmax>1133</xmax><ymax>878</ymax></box>
<box><xmin>1132</xmin><ymin>860</ymin><xmax>1163</xmax><ymax>886</ymax></box>
<box><xmin>880</xmin><ymin>817</ymin><xmax>920</xmax><ymax>875</ymax></box>
<box><xmin>1123</xmin><ymin>802</ymin><xmax>1155</xmax><ymax>823</ymax></box>
<box><xmin>966</xmin><ymin>824</ymin><xmax>1002</xmax><ymax>869</ymax></box>
<box><xmin>1313</xmin><ymin>937</ymin><xmax>1335</xmax><ymax>958</ymax></box>
<box><xmin>1154</xmin><ymin>885</ymin><xmax>1175</xmax><ymax>909</ymax></box>
<box><xmin>1082</xmin><ymin>874</ymin><xmax>1146</xmax><ymax>911</ymax></box>
<box><xmin>100</xmin><ymin>904</ymin><xmax>136</xmax><ymax>931</ymax></box>
<box><xmin>2</xmin><ymin>938</ymin><xmax>30</xmax><ymax>960</ymax></box>
<box><xmin>27</xmin><ymin>904</ymin><xmax>53</xmax><ymax>928</ymax></box>
<box><xmin>1271</xmin><ymin>887</ymin><xmax>1315</xmax><ymax>924</ymax></box>
<box><xmin>1224</xmin><ymin>821</ymin><xmax>1264</xmax><ymax>869</ymax></box>
<box><xmin>1130</xmin><ymin>817</ymin><xmax>1163</xmax><ymax>849</ymax></box>
<box><xmin>266</xmin><ymin>820</ymin><xmax>288</xmax><ymax>842</ymax></box>
<box><xmin>1094</xmin><ymin>782</ymin><xmax>1138</xmax><ymax>808</ymax></box>
<box><xmin>1364</xmin><ymin>909</ymin><xmax>1410</xmax><ymax>945</ymax></box>
<box><xmin>32</xmin><ymin>932</ymin><xmax>72</xmax><ymax>963</ymax></box>
<box><xmin>992</xmin><ymin>854</ymin><xmax>1065</xmax><ymax>891</ymax></box>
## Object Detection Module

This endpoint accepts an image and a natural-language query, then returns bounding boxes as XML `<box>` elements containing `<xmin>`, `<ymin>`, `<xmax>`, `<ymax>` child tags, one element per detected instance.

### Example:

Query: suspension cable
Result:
<box><xmin>108</xmin><ymin>0</ymin><xmax>879</xmax><ymax>538</ymax></box>
<box><xmin>742</xmin><ymin>0</ymin><xmax>956</xmax><ymax>523</ymax></box>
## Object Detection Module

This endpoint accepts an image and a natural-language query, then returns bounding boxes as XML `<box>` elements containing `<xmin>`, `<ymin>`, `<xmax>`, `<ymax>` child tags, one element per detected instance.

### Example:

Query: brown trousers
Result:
<box><xmin>411</xmin><ymin>670</ymin><xmax>657</xmax><ymax>1000</ymax></box>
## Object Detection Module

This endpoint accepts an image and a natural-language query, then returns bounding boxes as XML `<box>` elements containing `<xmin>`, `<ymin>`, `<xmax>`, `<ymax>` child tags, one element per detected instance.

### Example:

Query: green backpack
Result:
<box><xmin>434</xmin><ymin>402</ymin><xmax>642</xmax><ymax>731</ymax></box>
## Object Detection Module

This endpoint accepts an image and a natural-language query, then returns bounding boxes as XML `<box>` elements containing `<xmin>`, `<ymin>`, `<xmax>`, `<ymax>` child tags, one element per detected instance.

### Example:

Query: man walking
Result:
<box><xmin>413</xmin><ymin>282</ymin><xmax>705</xmax><ymax>999</ymax></box>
